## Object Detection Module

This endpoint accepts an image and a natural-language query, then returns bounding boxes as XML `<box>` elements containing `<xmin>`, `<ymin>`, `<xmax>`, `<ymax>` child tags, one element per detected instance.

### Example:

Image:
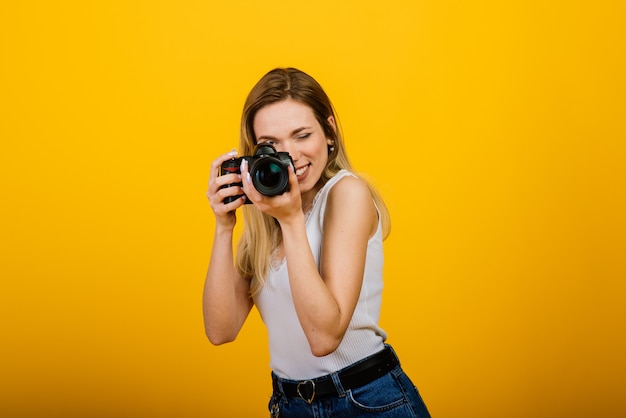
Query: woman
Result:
<box><xmin>204</xmin><ymin>67</ymin><xmax>430</xmax><ymax>417</ymax></box>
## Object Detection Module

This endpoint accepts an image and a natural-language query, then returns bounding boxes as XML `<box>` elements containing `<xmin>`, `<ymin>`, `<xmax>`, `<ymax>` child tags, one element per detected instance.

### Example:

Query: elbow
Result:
<box><xmin>203</xmin><ymin>309</ymin><xmax>244</xmax><ymax>346</ymax></box>
<box><xmin>205</xmin><ymin>327</ymin><xmax>237</xmax><ymax>346</ymax></box>
<box><xmin>309</xmin><ymin>335</ymin><xmax>342</xmax><ymax>357</ymax></box>
<box><xmin>206</xmin><ymin>335</ymin><xmax>234</xmax><ymax>346</ymax></box>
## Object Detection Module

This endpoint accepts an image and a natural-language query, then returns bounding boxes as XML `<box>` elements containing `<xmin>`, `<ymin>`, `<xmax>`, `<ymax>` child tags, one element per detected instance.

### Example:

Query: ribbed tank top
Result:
<box><xmin>253</xmin><ymin>170</ymin><xmax>387</xmax><ymax>380</ymax></box>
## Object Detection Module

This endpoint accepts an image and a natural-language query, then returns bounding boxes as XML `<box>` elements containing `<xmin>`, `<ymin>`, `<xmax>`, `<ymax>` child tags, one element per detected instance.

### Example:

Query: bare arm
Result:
<box><xmin>241</xmin><ymin>165</ymin><xmax>377</xmax><ymax>356</ymax></box>
<box><xmin>282</xmin><ymin>176</ymin><xmax>377</xmax><ymax>356</ymax></box>
<box><xmin>203</xmin><ymin>152</ymin><xmax>253</xmax><ymax>345</ymax></box>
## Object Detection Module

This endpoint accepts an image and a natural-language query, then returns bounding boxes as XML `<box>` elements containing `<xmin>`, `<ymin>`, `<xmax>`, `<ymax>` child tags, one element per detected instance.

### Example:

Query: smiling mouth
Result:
<box><xmin>295</xmin><ymin>164</ymin><xmax>309</xmax><ymax>177</ymax></box>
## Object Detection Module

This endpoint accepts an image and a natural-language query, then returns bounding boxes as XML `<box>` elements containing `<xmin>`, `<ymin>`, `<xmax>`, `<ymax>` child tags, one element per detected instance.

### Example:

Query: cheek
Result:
<box><xmin>313</xmin><ymin>141</ymin><xmax>330</xmax><ymax>158</ymax></box>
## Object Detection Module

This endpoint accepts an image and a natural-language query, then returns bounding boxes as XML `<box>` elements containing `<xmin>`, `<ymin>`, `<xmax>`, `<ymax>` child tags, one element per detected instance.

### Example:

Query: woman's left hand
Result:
<box><xmin>239</xmin><ymin>159</ymin><xmax>303</xmax><ymax>223</ymax></box>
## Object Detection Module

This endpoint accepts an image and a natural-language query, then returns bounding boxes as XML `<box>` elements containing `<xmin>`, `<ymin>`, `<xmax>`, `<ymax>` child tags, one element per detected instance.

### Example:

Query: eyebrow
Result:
<box><xmin>257</xmin><ymin>126</ymin><xmax>311</xmax><ymax>142</ymax></box>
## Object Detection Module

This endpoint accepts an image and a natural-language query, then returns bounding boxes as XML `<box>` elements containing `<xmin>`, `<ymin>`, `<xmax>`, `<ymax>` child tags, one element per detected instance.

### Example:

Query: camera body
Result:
<box><xmin>220</xmin><ymin>144</ymin><xmax>294</xmax><ymax>204</ymax></box>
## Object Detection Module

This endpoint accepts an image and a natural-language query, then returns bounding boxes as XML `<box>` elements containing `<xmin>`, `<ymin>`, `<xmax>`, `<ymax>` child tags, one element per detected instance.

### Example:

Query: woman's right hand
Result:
<box><xmin>207</xmin><ymin>150</ymin><xmax>246</xmax><ymax>229</ymax></box>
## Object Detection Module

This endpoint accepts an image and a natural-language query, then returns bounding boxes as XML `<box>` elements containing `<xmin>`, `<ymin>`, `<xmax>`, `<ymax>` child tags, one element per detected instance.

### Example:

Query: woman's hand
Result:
<box><xmin>239</xmin><ymin>158</ymin><xmax>303</xmax><ymax>224</ymax></box>
<box><xmin>206</xmin><ymin>150</ymin><xmax>247</xmax><ymax>229</ymax></box>
<box><xmin>204</xmin><ymin>150</ymin><xmax>254</xmax><ymax>346</ymax></box>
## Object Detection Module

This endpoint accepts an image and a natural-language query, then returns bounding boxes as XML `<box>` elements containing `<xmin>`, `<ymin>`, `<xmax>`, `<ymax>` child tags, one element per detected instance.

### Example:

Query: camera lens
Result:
<box><xmin>257</xmin><ymin>162</ymin><xmax>282</xmax><ymax>186</ymax></box>
<box><xmin>251</xmin><ymin>158</ymin><xmax>289</xmax><ymax>196</ymax></box>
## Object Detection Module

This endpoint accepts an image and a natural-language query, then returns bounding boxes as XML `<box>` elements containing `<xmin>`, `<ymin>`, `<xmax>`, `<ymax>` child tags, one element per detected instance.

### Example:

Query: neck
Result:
<box><xmin>301</xmin><ymin>186</ymin><xmax>321</xmax><ymax>214</ymax></box>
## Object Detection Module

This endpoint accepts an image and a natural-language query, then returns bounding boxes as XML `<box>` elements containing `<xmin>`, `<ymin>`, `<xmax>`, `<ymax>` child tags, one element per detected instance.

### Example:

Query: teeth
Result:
<box><xmin>296</xmin><ymin>165</ymin><xmax>308</xmax><ymax>176</ymax></box>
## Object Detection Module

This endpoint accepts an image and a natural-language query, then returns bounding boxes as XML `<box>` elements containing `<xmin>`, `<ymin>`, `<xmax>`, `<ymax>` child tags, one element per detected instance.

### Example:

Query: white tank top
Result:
<box><xmin>253</xmin><ymin>170</ymin><xmax>387</xmax><ymax>380</ymax></box>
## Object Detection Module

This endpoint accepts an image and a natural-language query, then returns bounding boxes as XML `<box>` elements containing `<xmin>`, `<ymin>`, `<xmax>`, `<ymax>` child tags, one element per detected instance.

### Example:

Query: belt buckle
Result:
<box><xmin>296</xmin><ymin>379</ymin><xmax>315</xmax><ymax>404</ymax></box>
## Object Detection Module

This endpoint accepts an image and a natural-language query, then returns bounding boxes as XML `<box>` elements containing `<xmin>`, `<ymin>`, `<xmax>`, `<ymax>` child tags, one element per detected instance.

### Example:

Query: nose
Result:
<box><xmin>280</xmin><ymin>142</ymin><xmax>300</xmax><ymax>162</ymax></box>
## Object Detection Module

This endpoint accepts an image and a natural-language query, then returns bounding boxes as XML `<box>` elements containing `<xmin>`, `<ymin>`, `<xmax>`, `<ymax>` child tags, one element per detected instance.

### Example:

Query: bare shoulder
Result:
<box><xmin>327</xmin><ymin>174</ymin><xmax>372</xmax><ymax>205</ymax></box>
<box><xmin>325</xmin><ymin>174</ymin><xmax>377</xmax><ymax>235</ymax></box>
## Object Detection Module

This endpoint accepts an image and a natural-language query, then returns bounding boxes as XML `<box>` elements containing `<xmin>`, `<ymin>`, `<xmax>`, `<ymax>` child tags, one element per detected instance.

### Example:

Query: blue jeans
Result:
<box><xmin>269</xmin><ymin>348</ymin><xmax>430</xmax><ymax>417</ymax></box>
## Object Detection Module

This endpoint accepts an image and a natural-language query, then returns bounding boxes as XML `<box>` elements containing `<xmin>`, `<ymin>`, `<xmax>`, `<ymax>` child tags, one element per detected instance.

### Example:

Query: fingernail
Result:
<box><xmin>240</xmin><ymin>159</ymin><xmax>247</xmax><ymax>171</ymax></box>
<box><xmin>228</xmin><ymin>148</ymin><xmax>237</xmax><ymax>156</ymax></box>
<box><xmin>246</xmin><ymin>172</ymin><xmax>252</xmax><ymax>184</ymax></box>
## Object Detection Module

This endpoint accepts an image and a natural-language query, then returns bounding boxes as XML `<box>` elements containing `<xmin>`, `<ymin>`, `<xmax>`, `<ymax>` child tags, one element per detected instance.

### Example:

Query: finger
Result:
<box><xmin>209</xmin><ymin>149</ymin><xmax>238</xmax><ymax>180</ymax></box>
<box><xmin>215</xmin><ymin>183</ymin><xmax>244</xmax><ymax>202</ymax></box>
<box><xmin>207</xmin><ymin>174</ymin><xmax>241</xmax><ymax>205</ymax></box>
<box><xmin>287</xmin><ymin>161</ymin><xmax>299</xmax><ymax>192</ymax></box>
<box><xmin>239</xmin><ymin>158</ymin><xmax>261</xmax><ymax>203</ymax></box>
<box><xmin>209</xmin><ymin>183</ymin><xmax>245</xmax><ymax>211</ymax></box>
<box><xmin>208</xmin><ymin>149</ymin><xmax>239</xmax><ymax>194</ymax></box>
<box><xmin>213</xmin><ymin>172</ymin><xmax>242</xmax><ymax>190</ymax></box>
<box><xmin>218</xmin><ymin>193</ymin><xmax>246</xmax><ymax>212</ymax></box>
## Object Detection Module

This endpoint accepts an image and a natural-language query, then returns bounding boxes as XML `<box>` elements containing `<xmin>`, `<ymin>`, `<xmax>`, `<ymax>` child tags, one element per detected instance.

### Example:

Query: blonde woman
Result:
<box><xmin>204</xmin><ymin>68</ymin><xmax>430</xmax><ymax>417</ymax></box>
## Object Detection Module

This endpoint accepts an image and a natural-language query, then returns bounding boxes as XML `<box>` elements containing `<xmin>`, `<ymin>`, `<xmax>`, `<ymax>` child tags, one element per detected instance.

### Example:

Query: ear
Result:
<box><xmin>327</xmin><ymin>115</ymin><xmax>337</xmax><ymax>136</ymax></box>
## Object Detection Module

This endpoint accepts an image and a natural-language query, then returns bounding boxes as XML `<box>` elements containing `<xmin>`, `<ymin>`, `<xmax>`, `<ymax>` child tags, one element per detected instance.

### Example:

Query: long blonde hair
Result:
<box><xmin>236</xmin><ymin>68</ymin><xmax>390</xmax><ymax>295</ymax></box>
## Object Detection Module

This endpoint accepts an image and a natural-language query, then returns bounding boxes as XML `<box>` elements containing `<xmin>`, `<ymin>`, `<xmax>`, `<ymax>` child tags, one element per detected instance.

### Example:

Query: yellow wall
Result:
<box><xmin>1</xmin><ymin>1</ymin><xmax>624</xmax><ymax>417</ymax></box>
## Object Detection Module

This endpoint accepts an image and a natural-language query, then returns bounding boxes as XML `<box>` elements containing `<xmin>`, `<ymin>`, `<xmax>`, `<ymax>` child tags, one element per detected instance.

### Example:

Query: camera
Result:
<box><xmin>220</xmin><ymin>144</ymin><xmax>294</xmax><ymax>204</ymax></box>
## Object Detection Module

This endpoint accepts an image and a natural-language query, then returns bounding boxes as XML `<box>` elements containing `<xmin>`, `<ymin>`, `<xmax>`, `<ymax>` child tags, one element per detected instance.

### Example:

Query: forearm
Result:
<box><xmin>203</xmin><ymin>227</ymin><xmax>252</xmax><ymax>344</ymax></box>
<box><xmin>280</xmin><ymin>217</ymin><xmax>345</xmax><ymax>356</ymax></box>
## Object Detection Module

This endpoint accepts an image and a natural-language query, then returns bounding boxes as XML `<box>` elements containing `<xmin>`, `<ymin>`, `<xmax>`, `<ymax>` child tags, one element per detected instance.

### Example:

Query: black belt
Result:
<box><xmin>272</xmin><ymin>346</ymin><xmax>399</xmax><ymax>404</ymax></box>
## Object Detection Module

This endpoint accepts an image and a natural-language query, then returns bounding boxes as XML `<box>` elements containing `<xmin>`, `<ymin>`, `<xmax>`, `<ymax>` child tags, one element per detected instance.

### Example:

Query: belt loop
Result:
<box><xmin>386</xmin><ymin>343</ymin><xmax>400</xmax><ymax>366</ymax></box>
<box><xmin>330</xmin><ymin>371</ymin><xmax>346</xmax><ymax>397</ymax></box>
<box><xmin>272</xmin><ymin>373</ymin><xmax>287</xmax><ymax>399</ymax></box>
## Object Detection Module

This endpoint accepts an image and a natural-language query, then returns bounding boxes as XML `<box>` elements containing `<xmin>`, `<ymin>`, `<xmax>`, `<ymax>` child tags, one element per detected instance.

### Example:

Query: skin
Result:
<box><xmin>203</xmin><ymin>99</ymin><xmax>378</xmax><ymax>356</ymax></box>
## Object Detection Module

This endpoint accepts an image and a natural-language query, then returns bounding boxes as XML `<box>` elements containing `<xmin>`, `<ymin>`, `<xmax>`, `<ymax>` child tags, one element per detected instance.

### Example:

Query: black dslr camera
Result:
<box><xmin>220</xmin><ymin>144</ymin><xmax>294</xmax><ymax>204</ymax></box>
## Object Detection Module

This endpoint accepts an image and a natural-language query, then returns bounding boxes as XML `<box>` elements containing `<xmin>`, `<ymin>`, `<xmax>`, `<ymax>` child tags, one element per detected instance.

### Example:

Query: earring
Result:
<box><xmin>328</xmin><ymin>144</ymin><xmax>335</xmax><ymax>154</ymax></box>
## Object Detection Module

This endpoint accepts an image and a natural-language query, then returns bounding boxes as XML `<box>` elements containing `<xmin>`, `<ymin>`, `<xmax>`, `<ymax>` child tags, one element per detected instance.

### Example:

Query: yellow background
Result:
<box><xmin>1</xmin><ymin>1</ymin><xmax>625</xmax><ymax>417</ymax></box>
